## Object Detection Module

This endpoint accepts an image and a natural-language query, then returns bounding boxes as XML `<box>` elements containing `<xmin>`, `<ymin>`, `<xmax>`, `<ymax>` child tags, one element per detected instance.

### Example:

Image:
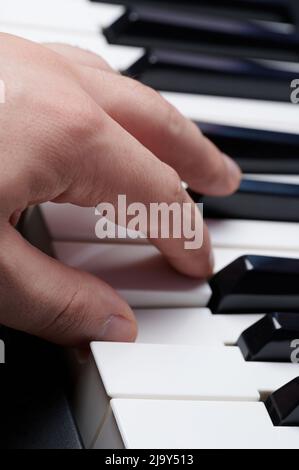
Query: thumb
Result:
<box><xmin>0</xmin><ymin>224</ymin><xmax>137</xmax><ymax>346</ymax></box>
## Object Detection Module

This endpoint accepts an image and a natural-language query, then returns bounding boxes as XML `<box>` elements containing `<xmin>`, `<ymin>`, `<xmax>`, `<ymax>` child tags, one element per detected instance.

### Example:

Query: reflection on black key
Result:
<box><xmin>208</xmin><ymin>255</ymin><xmax>299</xmax><ymax>314</ymax></box>
<box><xmin>238</xmin><ymin>312</ymin><xmax>299</xmax><ymax>362</ymax></box>
<box><xmin>265</xmin><ymin>378</ymin><xmax>299</xmax><ymax>426</ymax></box>
<box><xmin>92</xmin><ymin>0</ymin><xmax>294</xmax><ymax>25</ymax></box>
<box><xmin>198</xmin><ymin>123</ymin><xmax>299</xmax><ymax>174</ymax></box>
<box><xmin>190</xmin><ymin>179</ymin><xmax>299</xmax><ymax>222</ymax></box>
<box><xmin>105</xmin><ymin>6</ymin><xmax>299</xmax><ymax>62</ymax></box>
<box><xmin>125</xmin><ymin>50</ymin><xmax>295</xmax><ymax>102</ymax></box>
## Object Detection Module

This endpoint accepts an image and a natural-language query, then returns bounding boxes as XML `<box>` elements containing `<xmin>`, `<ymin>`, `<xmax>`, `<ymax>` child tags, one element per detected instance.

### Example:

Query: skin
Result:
<box><xmin>0</xmin><ymin>34</ymin><xmax>241</xmax><ymax>347</ymax></box>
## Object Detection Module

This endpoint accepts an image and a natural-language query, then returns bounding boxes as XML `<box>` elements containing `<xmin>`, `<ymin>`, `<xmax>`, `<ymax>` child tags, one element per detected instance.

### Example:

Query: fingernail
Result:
<box><xmin>223</xmin><ymin>154</ymin><xmax>242</xmax><ymax>186</ymax></box>
<box><xmin>100</xmin><ymin>315</ymin><xmax>136</xmax><ymax>342</ymax></box>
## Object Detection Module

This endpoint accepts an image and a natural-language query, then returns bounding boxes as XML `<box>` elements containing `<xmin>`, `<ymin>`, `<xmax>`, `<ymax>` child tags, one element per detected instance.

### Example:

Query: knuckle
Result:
<box><xmin>61</xmin><ymin>100</ymin><xmax>104</xmax><ymax>144</ymax></box>
<box><xmin>47</xmin><ymin>283</ymin><xmax>90</xmax><ymax>339</ymax></box>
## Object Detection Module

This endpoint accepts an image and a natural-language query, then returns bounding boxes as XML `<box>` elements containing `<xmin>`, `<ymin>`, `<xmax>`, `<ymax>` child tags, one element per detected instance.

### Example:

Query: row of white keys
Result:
<box><xmin>53</xmin><ymin>241</ymin><xmax>299</xmax><ymax>308</ymax></box>
<box><xmin>40</xmin><ymin>202</ymin><xmax>299</xmax><ymax>252</ymax></box>
<box><xmin>99</xmin><ymin>399</ymin><xmax>299</xmax><ymax>449</ymax></box>
<box><xmin>81</xmin><ymin>342</ymin><xmax>299</xmax><ymax>449</ymax></box>
<box><xmin>91</xmin><ymin>342</ymin><xmax>299</xmax><ymax>402</ymax></box>
<box><xmin>74</xmin><ymin>343</ymin><xmax>254</xmax><ymax>448</ymax></box>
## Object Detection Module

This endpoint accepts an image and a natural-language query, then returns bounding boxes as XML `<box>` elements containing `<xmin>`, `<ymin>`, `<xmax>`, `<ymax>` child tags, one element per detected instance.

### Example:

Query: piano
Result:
<box><xmin>1</xmin><ymin>0</ymin><xmax>299</xmax><ymax>449</ymax></box>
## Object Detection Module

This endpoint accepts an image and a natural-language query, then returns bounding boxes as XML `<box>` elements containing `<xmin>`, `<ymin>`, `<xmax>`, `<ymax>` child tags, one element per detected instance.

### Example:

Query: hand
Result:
<box><xmin>0</xmin><ymin>34</ymin><xmax>241</xmax><ymax>346</ymax></box>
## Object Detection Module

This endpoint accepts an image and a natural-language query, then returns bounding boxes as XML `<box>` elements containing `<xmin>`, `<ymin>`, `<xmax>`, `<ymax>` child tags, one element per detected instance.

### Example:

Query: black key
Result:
<box><xmin>265</xmin><ymin>378</ymin><xmax>299</xmax><ymax>426</ymax></box>
<box><xmin>92</xmin><ymin>0</ymin><xmax>295</xmax><ymax>25</ymax></box>
<box><xmin>198</xmin><ymin>123</ymin><xmax>299</xmax><ymax>174</ymax></box>
<box><xmin>208</xmin><ymin>255</ymin><xmax>299</xmax><ymax>314</ymax></box>
<box><xmin>237</xmin><ymin>312</ymin><xmax>299</xmax><ymax>362</ymax></box>
<box><xmin>105</xmin><ymin>6</ymin><xmax>299</xmax><ymax>63</ymax></box>
<box><xmin>125</xmin><ymin>49</ymin><xmax>296</xmax><ymax>102</ymax></box>
<box><xmin>189</xmin><ymin>179</ymin><xmax>299</xmax><ymax>222</ymax></box>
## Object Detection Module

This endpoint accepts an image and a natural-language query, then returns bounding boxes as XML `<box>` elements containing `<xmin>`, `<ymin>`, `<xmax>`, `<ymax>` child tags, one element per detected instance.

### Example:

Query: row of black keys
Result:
<box><xmin>210</xmin><ymin>254</ymin><xmax>299</xmax><ymax>361</ymax></box>
<box><xmin>211</xmin><ymin>254</ymin><xmax>299</xmax><ymax>427</ymax></box>
<box><xmin>91</xmin><ymin>2</ymin><xmax>299</xmax><ymax>101</ymax></box>
<box><xmin>92</xmin><ymin>0</ymin><xmax>299</xmax><ymax>23</ymax></box>
<box><xmin>212</xmin><ymin>254</ymin><xmax>299</xmax><ymax>427</ymax></box>
<box><xmin>187</xmin><ymin>122</ymin><xmax>299</xmax><ymax>222</ymax></box>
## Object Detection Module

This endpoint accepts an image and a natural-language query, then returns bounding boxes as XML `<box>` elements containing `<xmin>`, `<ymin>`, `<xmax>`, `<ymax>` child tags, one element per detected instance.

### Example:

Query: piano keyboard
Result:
<box><xmin>7</xmin><ymin>0</ymin><xmax>299</xmax><ymax>449</ymax></box>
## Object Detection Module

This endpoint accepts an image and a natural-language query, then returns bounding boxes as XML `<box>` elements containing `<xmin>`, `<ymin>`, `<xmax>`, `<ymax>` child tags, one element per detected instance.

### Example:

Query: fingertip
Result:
<box><xmin>223</xmin><ymin>154</ymin><xmax>242</xmax><ymax>194</ymax></box>
<box><xmin>166</xmin><ymin>245</ymin><xmax>214</xmax><ymax>280</ymax></box>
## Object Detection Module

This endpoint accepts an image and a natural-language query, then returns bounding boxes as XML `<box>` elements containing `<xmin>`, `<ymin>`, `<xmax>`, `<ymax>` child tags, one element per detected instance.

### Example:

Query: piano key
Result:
<box><xmin>53</xmin><ymin>241</ymin><xmax>299</xmax><ymax>310</ymax></box>
<box><xmin>125</xmin><ymin>49</ymin><xmax>296</xmax><ymax>102</ymax></box>
<box><xmin>198</xmin><ymin>122</ymin><xmax>299</xmax><ymax>174</ymax></box>
<box><xmin>245</xmin><ymin>361</ymin><xmax>299</xmax><ymax>396</ymax></box>
<box><xmin>71</xmin><ymin>351</ymin><xmax>110</xmax><ymax>448</ymax></box>
<box><xmin>97</xmin><ymin>399</ymin><xmax>299</xmax><ymax>449</ymax></box>
<box><xmin>91</xmin><ymin>342</ymin><xmax>259</xmax><ymax>401</ymax></box>
<box><xmin>135</xmin><ymin>307</ymin><xmax>263</xmax><ymax>346</ymax></box>
<box><xmin>76</xmin><ymin>340</ymin><xmax>299</xmax><ymax>447</ymax></box>
<box><xmin>245</xmin><ymin>174</ymin><xmax>299</xmax><ymax>183</ymax></box>
<box><xmin>190</xmin><ymin>179</ymin><xmax>299</xmax><ymax>222</ymax></box>
<box><xmin>0</xmin><ymin>0</ymin><xmax>123</xmax><ymax>34</ymax></box>
<box><xmin>238</xmin><ymin>312</ymin><xmax>299</xmax><ymax>362</ymax></box>
<box><xmin>40</xmin><ymin>202</ymin><xmax>299</xmax><ymax>252</ymax></box>
<box><xmin>163</xmin><ymin>92</ymin><xmax>299</xmax><ymax>134</ymax></box>
<box><xmin>0</xmin><ymin>24</ymin><xmax>143</xmax><ymax>72</ymax></box>
<box><xmin>89</xmin><ymin>340</ymin><xmax>299</xmax><ymax>414</ymax></box>
<box><xmin>209</xmin><ymin>254</ymin><xmax>299</xmax><ymax>313</ymax></box>
<box><xmin>266</xmin><ymin>377</ymin><xmax>299</xmax><ymax>426</ymax></box>
<box><xmin>208</xmin><ymin>219</ymin><xmax>299</xmax><ymax>251</ymax></box>
<box><xmin>53</xmin><ymin>240</ymin><xmax>213</xmax><ymax>308</ymax></box>
<box><xmin>104</xmin><ymin>6</ymin><xmax>299</xmax><ymax>63</ymax></box>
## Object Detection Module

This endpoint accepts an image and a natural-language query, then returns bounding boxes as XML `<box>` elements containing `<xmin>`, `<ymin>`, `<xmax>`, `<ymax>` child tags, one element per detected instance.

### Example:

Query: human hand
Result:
<box><xmin>0</xmin><ymin>34</ymin><xmax>241</xmax><ymax>346</ymax></box>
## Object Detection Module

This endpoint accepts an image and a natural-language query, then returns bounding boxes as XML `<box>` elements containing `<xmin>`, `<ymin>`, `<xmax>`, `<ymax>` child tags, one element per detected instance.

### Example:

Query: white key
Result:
<box><xmin>163</xmin><ymin>92</ymin><xmax>299</xmax><ymax>134</ymax></box>
<box><xmin>208</xmin><ymin>219</ymin><xmax>299</xmax><ymax>252</ymax></box>
<box><xmin>135</xmin><ymin>307</ymin><xmax>263</xmax><ymax>346</ymax></box>
<box><xmin>42</xmin><ymin>202</ymin><xmax>299</xmax><ymax>252</ymax></box>
<box><xmin>0</xmin><ymin>0</ymin><xmax>123</xmax><ymax>34</ymax></box>
<box><xmin>91</xmin><ymin>342</ymin><xmax>259</xmax><ymax>401</ymax></box>
<box><xmin>0</xmin><ymin>24</ymin><xmax>143</xmax><ymax>71</ymax></box>
<box><xmin>53</xmin><ymin>241</ymin><xmax>212</xmax><ymax>308</ymax></box>
<box><xmin>53</xmin><ymin>241</ymin><xmax>299</xmax><ymax>308</ymax></box>
<box><xmin>97</xmin><ymin>399</ymin><xmax>299</xmax><ymax>449</ymax></box>
<box><xmin>245</xmin><ymin>174</ymin><xmax>299</xmax><ymax>184</ymax></box>
<box><xmin>246</xmin><ymin>362</ymin><xmax>299</xmax><ymax>396</ymax></box>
